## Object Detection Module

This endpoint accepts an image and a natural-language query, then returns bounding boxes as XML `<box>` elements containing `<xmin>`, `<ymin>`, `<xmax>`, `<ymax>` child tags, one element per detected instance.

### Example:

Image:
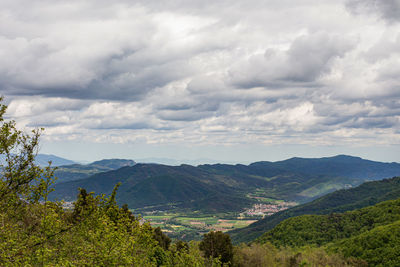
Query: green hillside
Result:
<box><xmin>330</xmin><ymin>220</ymin><xmax>400</xmax><ymax>266</ymax></box>
<box><xmin>54</xmin><ymin>159</ymin><xmax>136</xmax><ymax>183</ymax></box>
<box><xmin>249</xmin><ymin>155</ymin><xmax>400</xmax><ymax>180</ymax></box>
<box><xmin>258</xmin><ymin>198</ymin><xmax>400</xmax><ymax>247</ymax></box>
<box><xmin>228</xmin><ymin>176</ymin><xmax>400</xmax><ymax>243</ymax></box>
<box><xmin>52</xmin><ymin>157</ymin><xmax>400</xmax><ymax>214</ymax></box>
<box><xmin>257</xmin><ymin>198</ymin><xmax>400</xmax><ymax>265</ymax></box>
<box><xmin>52</xmin><ymin>163</ymin><xmax>257</xmax><ymax>212</ymax></box>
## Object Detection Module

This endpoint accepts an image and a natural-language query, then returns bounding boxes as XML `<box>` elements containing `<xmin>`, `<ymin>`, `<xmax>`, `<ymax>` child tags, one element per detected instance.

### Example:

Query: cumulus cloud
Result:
<box><xmin>1</xmin><ymin>0</ymin><xmax>400</xmax><ymax>150</ymax></box>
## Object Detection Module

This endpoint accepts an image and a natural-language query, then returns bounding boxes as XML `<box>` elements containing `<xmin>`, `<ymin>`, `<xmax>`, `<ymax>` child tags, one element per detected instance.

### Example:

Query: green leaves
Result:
<box><xmin>199</xmin><ymin>231</ymin><xmax>234</xmax><ymax>265</ymax></box>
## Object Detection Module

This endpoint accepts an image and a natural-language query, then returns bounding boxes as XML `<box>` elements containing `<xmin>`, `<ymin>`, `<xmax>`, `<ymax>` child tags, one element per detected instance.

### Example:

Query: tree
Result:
<box><xmin>0</xmin><ymin>96</ymin><xmax>44</xmax><ymax>206</ymax></box>
<box><xmin>0</xmin><ymin>97</ymin><xmax>207</xmax><ymax>266</ymax></box>
<box><xmin>199</xmin><ymin>231</ymin><xmax>233</xmax><ymax>265</ymax></box>
<box><xmin>0</xmin><ymin>96</ymin><xmax>62</xmax><ymax>265</ymax></box>
<box><xmin>153</xmin><ymin>226</ymin><xmax>172</xmax><ymax>250</ymax></box>
<box><xmin>0</xmin><ymin>97</ymin><xmax>158</xmax><ymax>265</ymax></box>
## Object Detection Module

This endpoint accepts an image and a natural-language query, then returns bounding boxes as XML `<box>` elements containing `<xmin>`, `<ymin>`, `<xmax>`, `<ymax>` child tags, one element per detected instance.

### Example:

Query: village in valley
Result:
<box><xmin>240</xmin><ymin>202</ymin><xmax>298</xmax><ymax>218</ymax></box>
<box><xmin>142</xmin><ymin>199</ymin><xmax>298</xmax><ymax>240</ymax></box>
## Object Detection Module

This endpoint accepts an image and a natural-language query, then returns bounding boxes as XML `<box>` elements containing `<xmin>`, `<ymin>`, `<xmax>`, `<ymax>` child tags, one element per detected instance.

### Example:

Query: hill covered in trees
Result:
<box><xmin>229</xmin><ymin>176</ymin><xmax>400</xmax><ymax>243</ymax></box>
<box><xmin>257</xmin><ymin>198</ymin><xmax>400</xmax><ymax>265</ymax></box>
<box><xmin>54</xmin><ymin>159</ymin><xmax>136</xmax><ymax>183</ymax></box>
<box><xmin>51</xmin><ymin>156</ymin><xmax>400</xmax><ymax>214</ymax></box>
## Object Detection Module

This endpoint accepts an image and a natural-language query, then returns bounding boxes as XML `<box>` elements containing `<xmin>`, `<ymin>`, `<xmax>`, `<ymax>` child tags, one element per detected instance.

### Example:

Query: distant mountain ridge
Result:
<box><xmin>54</xmin><ymin>159</ymin><xmax>136</xmax><ymax>183</ymax></box>
<box><xmin>0</xmin><ymin>154</ymin><xmax>76</xmax><ymax>167</ymax></box>
<box><xmin>35</xmin><ymin>154</ymin><xmax>77</xmax><ymax>166</ymax></box>
<box><xmin>51</xmin><ymin>155</ymin><xmax>400</xmax><ymax>214</ymax></box>
<box><xmin>248</xmin><ymin>154</ymin><xmax>400</xmax><ymax>180</ymax></box>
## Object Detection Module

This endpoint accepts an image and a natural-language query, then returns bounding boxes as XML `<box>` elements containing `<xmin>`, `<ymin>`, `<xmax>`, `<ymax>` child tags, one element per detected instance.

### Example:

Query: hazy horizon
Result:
<box><xmin>38</xmin><ymin>150</ymin><xmax>400</xmax><ymax>166</ymax></box>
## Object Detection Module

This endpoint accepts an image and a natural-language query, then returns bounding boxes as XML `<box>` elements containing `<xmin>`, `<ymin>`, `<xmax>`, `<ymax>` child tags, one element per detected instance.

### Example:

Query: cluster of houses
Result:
<box><xmin>241</xmin><ymin>202</ymin><xmax>297</xmax><ymax>217</ymax></box>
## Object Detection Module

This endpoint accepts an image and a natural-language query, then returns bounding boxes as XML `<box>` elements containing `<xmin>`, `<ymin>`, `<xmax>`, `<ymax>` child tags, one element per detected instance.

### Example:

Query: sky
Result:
<box><xmin>1</xmin><ymin>0</ymin><xmax>400</xmax><ymax>164</ymax></box>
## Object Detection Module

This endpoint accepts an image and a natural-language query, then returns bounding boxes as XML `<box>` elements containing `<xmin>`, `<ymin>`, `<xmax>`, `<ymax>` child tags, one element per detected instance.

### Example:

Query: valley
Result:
<box><xmin>140</xmin><ymin>199</ymin><xmax>297</xmax><ymax>240</ymax></box>
<box><xmin>143</xmin><ymin>212</ymin><xmax>256</xmax><ymax>241</ymax></box>
<box><xmin>51</xmin><ymin>155</ymin><xmax>400</xmax><ymax>211</ymax></box>
<box><xmin>50</xmin><ymin>155</ymin><xmax>400</xmax><ymax>243</ymax></box>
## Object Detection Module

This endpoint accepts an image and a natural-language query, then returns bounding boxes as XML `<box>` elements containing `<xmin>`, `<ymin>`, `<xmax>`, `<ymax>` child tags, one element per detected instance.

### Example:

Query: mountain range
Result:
<box><xmin>0</xmin><ymin>153</ymin><xmax>76</xmax><ymax>167</ymax></box>
<box><xmin>54</xmin><ymin>159</ymin><xmax>136</xmax><ymax>183</ymax></box>
<box><xmin>35</xmin><ymin>154</ymin><xmax>77</xmax><ymax>166</ymax></box>
<box><xmin>50</xmin><ymin>155</ymin><xmax>400</xmax><ymax>214</ymax></box>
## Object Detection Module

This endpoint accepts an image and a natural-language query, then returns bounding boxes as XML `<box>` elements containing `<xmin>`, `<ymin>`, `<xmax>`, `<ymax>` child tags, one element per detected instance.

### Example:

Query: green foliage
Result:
<box><xmin>258</xmin><ymin>198</ymin><xmax>400</xmax><ymax>247</ymax></box>
<box><xmin>329</xmin><ymin>220</ymin><xmax>400</xmax><ymax>266</ymax></box>
<box><xmin>153</xmin><ymin>226</ymin><xmax>172</xmax><ymax>250</ymax></box>
<box><xmin>0</xmin><ymin>98</ymin><xmax>204</xmax><ymax>266</ymax></box>
<box><xmin>256</xmin><ymin>197</ymin><xmax>400</xmax><ymax>266</ymax></box>
<box><xmin>0</xmin><ymin>98</ymin><xmax>43</xmax><ymax>206</ymax></box>
<box><xmin>175</xmin><ymin>240</ymin><xmax>190</xmax><ymax>253</ymax></box>
<box><xmin>199</xmin><ymin>231</ymin><xmax>234</xmax><ymax>265</ymax></box>
<box><xmin>232</xmin><ymin>243</ymin><xmax>364</xmax><ymax>267</ymax></box>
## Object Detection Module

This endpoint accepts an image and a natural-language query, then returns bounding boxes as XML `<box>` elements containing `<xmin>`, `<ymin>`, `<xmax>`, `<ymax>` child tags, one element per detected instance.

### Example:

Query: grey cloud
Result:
<box><xmin>157</xmin><ymin>109</ymin><xmax>214</xmax><ymax>122</ymax></box>
<box><xmin>229</xmin><ymin>33</ymin><xmax>355</xmax><ymax>89</ymax></box>
<box><xmin>0</xmin><ymin>3</ymin><xmax>199</xmax><ymax>101</ymax></box>
<box><xmin>89</xmin><ymin>122</ymin><xmax>155</xmax><ymax>130</ymax></box>
<box><xmin>345</xmin><ymin>117</ymin><xmax>399</xmax><ymax>129</ymax></box>
<box><xmin>346</xmin><ymin>0</ymin><xmax>400</xmax><ymax>23</ymax></box>
<box><xmin>157</xmin><ymin>103</ymin><xmax>193</xmax><ymax>111</ymax></box>
<box><xmin>0</xmin><ymin>37</ymin><xmax>194</xmax><ymax>101</ymax></box>
<box><xmin>286</xmin><ymin>34</ymin><xmax>355</xmax><ymax>82</ymax></box>
<box><xmin>364</xmin><ymin>34</ymin><xmax>400</xmax><ymax>62</ymax></box>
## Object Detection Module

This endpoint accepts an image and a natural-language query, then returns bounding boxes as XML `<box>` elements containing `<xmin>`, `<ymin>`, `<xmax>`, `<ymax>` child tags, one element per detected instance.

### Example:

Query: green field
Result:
<box><xmin>141</xmin><ymin>212</ymin><xmax>257</xmax><ymax>241</ymax></box>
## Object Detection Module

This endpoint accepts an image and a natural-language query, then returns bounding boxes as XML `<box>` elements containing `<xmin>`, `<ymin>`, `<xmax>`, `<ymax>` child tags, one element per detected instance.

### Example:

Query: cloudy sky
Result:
<box><xmin>1</xmin><ymin>0</ymin><xmax>400</xmax><ymax>164</ymax></box>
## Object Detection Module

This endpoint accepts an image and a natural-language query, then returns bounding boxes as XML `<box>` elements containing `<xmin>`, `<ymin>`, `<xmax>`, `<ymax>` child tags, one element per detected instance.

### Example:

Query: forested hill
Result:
<box><xmin>257</xmin><ymin>197</ymin><xmax>400</xmax><ymax>265</ymax></box>
<box><xmin>228</xmin><ymin>176</ymin><xmax>400</xmax><ymax>243</ymax></box>
<box><xmin>248</xmin><ymin>155</ymin><xmax>400</xmax><ymax>180</ymax></box>
<box><xmin>259</xmin><ymin>197</ymin><xmax>400</xmax><ymax>247</ymax></box>
<box><xmin>52</xmin><ymin>163</ymin><xmax>259</xmax><ymax>212</ymax></box>
<box><xmin>51</xmin><ymin>156</ymin><xmax>400</xmax><ymax>214</ymax></box>
<box><xmin>54</xmin><ymin>159</ymin><xmax>136</xmax><ymax>183</ymax></box>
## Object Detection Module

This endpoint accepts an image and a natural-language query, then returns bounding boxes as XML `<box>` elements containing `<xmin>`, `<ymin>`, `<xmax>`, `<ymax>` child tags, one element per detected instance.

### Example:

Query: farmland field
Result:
<box><xmin>141</xmin><ymin>212</ymin><xmax>257</xmax><ymax>241</ymax></box>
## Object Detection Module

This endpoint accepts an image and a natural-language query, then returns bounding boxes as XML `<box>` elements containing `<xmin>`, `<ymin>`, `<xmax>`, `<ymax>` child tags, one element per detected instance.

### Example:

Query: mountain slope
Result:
<box><xmin>35</xmin><ymin>154</ymin><xmax>76</xmax><ymax>166</ymax></box>
<box><xmin>249</xmin><ymin>155</ymin><xmax>400</xmax><ymax>180</ymax></box>
<box><xmin>258</xmin><ymin>197</ymin><xmax>400</xmax><ymax>247</ymax></box>
<box><xmin>228</xmin><ymin>176</ymin><xmax>400</xmax><ymax>243</ymax></box>
<box><xmin>199</xmin><ymin>155</ymin><xmax>400</xmax><ymax>201</ymax></box>
<box><xmin>257</xmin><ymin>198</ymin><xmax>400</xmax><ymax>266</ymax></box>
<box><xmin>52</xmin><ymin>155</ymin><xmax>400</xmax><ymax>213</ymax></box>
<box><xmin>0</xmin><ymin>153</ymin><xmax>75</xmax><ymax>167</ymax></box>
<box><xmin>330</xmin><ymin>220</ymin><xmax>400</xmax><ymax>266</ymax></box>
<box><xmin>54</xmin><ymin>159</ymin><xmax>136</xmax><ymax>183</ymax></box>
<box><xmin>52</xmin><ymin>163</ymin><xmax>255</xmax><ymax>212</ymax></box>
